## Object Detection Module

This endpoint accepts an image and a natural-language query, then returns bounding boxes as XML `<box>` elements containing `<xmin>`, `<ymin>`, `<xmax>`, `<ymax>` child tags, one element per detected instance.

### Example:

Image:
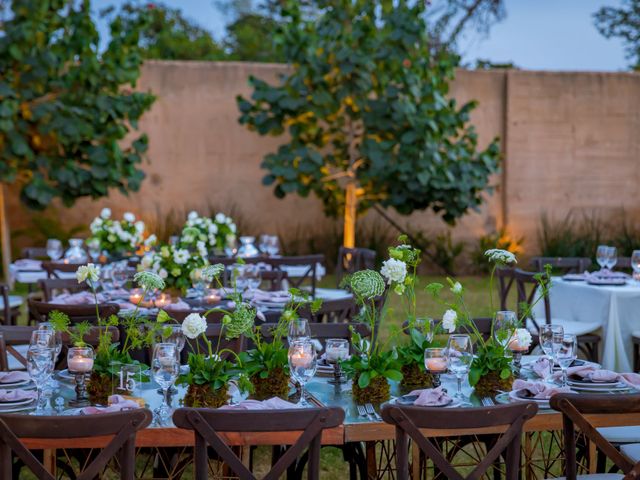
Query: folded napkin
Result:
<box><xmin>219</xmin><ymin>397</ymin><xmax>299</xmax><ymax>410</ymax></box>
<box><xmin>585</xmin><ymin>270</ymin><xmax>630</xmax><ymax>281</ymax></box>
<box><xmin>81</xmin><ymin>395</ymin><xmax>141</xmax><ymax>415</ymax></box>
<box><xmin>618</xmin><ymin>373</ymin><xmax>640</xmax><ymax>389</ymax></box>
<box><xmin>532</xmin><ymin>357</ymin><xmax>551</xmax><ymax>379</ymax></box>
<box><xmin>0</xmin><ymin>371</ymin><xmax>30</xmax><ymax>384</ymax></box>
<box><xmin>13</xmin><ymin>259</ymin><xmax>42</xmax><ymax>270</ymax></box>
<box><xmin>551</xmin><ymin>365</ymin><xmax>640</xmax><ymax>389</ymax></box>
<box><xmin>51</xmin><ymin>291</ymin><xmax>106</xmax><ymax>305</ymax></box>
<box><xmin>0</xmin><ymin>389</ymin><xmax>36</xmax><ymax>402</ymax></box>
<box><xmin>511</xmin><ymin>379</ymin><xmax>572</xmax><ymax>399</ymax></box>
<box><xmin>163</xmin><ymin>299</ymin><xmax>191</xmax><ymax>311</ymax></box>
<box><xmin>408</xmin><ymin>386</ymin><xmax>452</xmax><ymax>406</ymax></box>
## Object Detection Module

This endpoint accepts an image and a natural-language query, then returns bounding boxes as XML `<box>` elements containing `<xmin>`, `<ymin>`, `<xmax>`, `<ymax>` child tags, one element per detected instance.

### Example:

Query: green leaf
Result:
<box><xmin>500</xmin><ymin>368</ymin><xmax>512</xmax><ymax>380</ymax></box>
<box><xmin>384</xmin><ymin>369</ymin><xmax>403</xmax><ymax>382</ymax></box>
<box><xmin>358</xmin><ymin>371</ymin><xmax>371</xmax><ymax>388</ymax></box>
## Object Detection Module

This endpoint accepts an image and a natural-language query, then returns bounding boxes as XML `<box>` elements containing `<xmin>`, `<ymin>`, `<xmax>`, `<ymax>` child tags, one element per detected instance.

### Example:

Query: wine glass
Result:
<box><xmin>46</xmin><ymin>239</ymin><xmax>63</xmax><ymax>261</ymax></box>
<box><xmin>245</xmin><ymin>264</ymin><xmax>261</xmax><ymax>292</ymax></box>
<box><xmin>539</xmin><ymin>324</ymin><xmax>564</xmax><ymax>378</ymax></box>
<box><xmin>87</xmin><ymin>239</ymin><xmax>101</xmax><ymax>263</ymax></box>
<box><xmin>30</xmin><ymin>330</ymin><xmax>55</xmax><ymax>350</ymax></box>
<box><xmin>37</xmin><ymin>323</ymin><xmax>62</xmax><ymax>362</ymax></box>
<box><xmin>288</xmin><ymin>318</ymin><xmax>311</xmax><ymax>344</ymax></box>
<box><xmin>415</xmin><ymin>317</ymin><xmax>436</xmax><ymax>343</ymax></box>
<box><xmin>446</xmin><ymin>334</ymin><xmax>473</xmax><ymax>400</ymax></box>
<box><xmin>225</xmin><ymin>236</ymin><xmax>238</xmax><ymax>257</ymax></box>
<box><xmin>288</xmin><ymin>341</ymin><xmax>317</xmax><ymax>406</ymax></box>
<box><xmin>493</xmin><ymin>311</ymin><xmax>517</xmax><ymax>348</ymax></box>
<box><xmin>596</xmin><ymin>245</ymin><xmax>608</xmax><ymax>271</ymax></box>
<box><xmin>27</xmin><ymin>346</ymin><xmax>55</xmax><ymax>415</ymax></box>
<box><xmin>557</xmin><ymin>334</ymin><xmax>577</xmax><ymax>387</ymax></box>
<box><xmin>259</xmin><ymin>234</ymin><xmax>270</xmax><ymax>254</ymax></box>
<box><xmin>606</xmin><ymin>246</ymin><xmax>618</xmax><ymax>271</ymax></box>
<box><xmin>151</xmin><ymin>343</ymin><xmax>179</xmax><ymax>424</ymax></box>
<box><xmin>631</xmin><ymin>250</ymin><xmax>640</xmax><ymax>281</ymax></box>
<box><xmin>111</xmin><ymin>261</ymin><xmax>129</xmax><ymax>290</ymax></box>
<box><xmin>266</xmin><ymin>235</ymin><xmax>280</xmax><ymax>257</ymax></box>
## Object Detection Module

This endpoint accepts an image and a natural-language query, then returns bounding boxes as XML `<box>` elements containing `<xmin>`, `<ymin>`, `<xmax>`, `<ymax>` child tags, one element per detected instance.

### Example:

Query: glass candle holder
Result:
<box><xmin>67</xmin><ymin>346</ymin><xmax>95</xmax><ymax>407</ymax></box>
<box><xmin>508</xmin><ymin>335</ymin><xmax>529</xmax><ymax>374</ymax></box>
<box><xmin>129</xmin><ymin>288</ymin><xmax>144</xmax><ymax>306</ymax></box>
<box><xmin>325</xmin><ymin>339</ymin><xmax>349</xmax><ymax>385</ymax></box>
<box><xmin>424</xmin><ymin>348</ymin><xmax>447</xmax><ymax>388</ymax></box>
<box><xmin>154</xmin><ymin>293</ymin><xmax>172</xmax><ymax>308</ymax></box>
<box><xmin>203</xmin><ymin>288</ymin><xmax>221</xmax><ymax>304</ymax></box>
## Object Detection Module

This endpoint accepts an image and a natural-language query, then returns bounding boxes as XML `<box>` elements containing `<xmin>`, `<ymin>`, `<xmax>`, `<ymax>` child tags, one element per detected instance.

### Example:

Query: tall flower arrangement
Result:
<box><xmin>88</xmin><ymin>208</ymin><xmax>146</xmax><ymax>257</ymax></box>
<box><xmin>179</xmin><ymin>211</ymin><xmax>237</xmax><ymax>254</ymax></box>
<box><xmin>139</xmin><ymin>244</ymin><xmax>208</xmax><ymax>293</ymax></box>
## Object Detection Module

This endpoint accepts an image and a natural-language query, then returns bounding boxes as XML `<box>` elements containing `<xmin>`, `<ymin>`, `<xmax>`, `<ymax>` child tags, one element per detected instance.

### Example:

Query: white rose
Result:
<box><xmin>208</xmin><ymin>224</ymin><xmax>218</xmax><ymax>235</ymax></box>
<box><xmin>442</xmin><ymin>309</ymin><xmax>457</xmax><ymax>333</ymax></box>
<box><xmin>188</xmin><ymin>211</ymin><xmax>199</xmax><ymax>221</ymax></box>
<box><xmin>141</xmin><ymin>254</ymin><xmax>154</xmax><ymax>269</ymax></box>
<box><xmin>215</xmin><ymin>213</ymin><xmax>226</xmax><ymax>223</ymax></box>
<box><xmin>100</xmin><ymin>208</ymin><xmax>111</xmax><ymax>219</ymax></box>
<box><xmin>380</xmin><ymin>258</ymin><xmax>407</xmax><ymax>285</ymax></box>
<box><xmin>173</xmin><ymin>248</ymin><xmax>190</xmax><ymax>265</ymax></box>
<box><xmin>181</xmin><ymin>313</ymin><xmax>207</xmax><ymax>339</ymax></box>
<box><xmin>451</xmin><ymin>282</ymin><xmax>463</xmax><ymax>294</ymax></box>
<box><xmin>158</xmin><ymin>268</ymin><xmax>168</xmax><ymax>279</ymax></box>
<box><xmin>76</xmin><ymin>263</ymin><xmax>100</xmax><ymax>284</ymax></box>
<box><xmin>515</xmin><ymin>328</ymin><xmax>532</xmax><ymax>349</ymax></box>
<box><xmin>134</xmin><ymin>221</ymin><xmax>145</xmax><ymax>234</ymax></box>
<box><xmin>123</xmin><ymin>212</ymin><xmax>135</xmax><ymax>223</ymax></box>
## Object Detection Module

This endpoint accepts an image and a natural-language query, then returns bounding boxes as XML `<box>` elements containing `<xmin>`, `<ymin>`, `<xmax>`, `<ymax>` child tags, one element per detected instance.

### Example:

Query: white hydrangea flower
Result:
<box><xmin>181</xmin><ymin>313</ymin><xmax>207</xmax><ymax>339</ymax></box>
<box><xmin>188</xmin><ymin>211</ymin><xmax>199</xmax><ymax>221</ymax></box>
<box><xmin>123</xmin><ymin>212</ymin><xmax>135</xmax><ymax>223</ymax></box>
<box><xmin>215</xmin><ymin>213</ymin><xmax>226</xmax><ymax>223</ymax></box>
<box><xmin>100</xmin><ymin>208</ymin><xmax>111</xmax><ymax>219</ymax></box>
<box><xmin>451</xmin><ymin>282</ymin><xmax>463</xmax><ymax>294</ymax></box>
<box><xmin>442</xmin><ymin>309</ymin><xmax>457</xmax><ymax>333</ymax></box>
<box><xmin>208</xmin><ymin>223</ymin><xmax>218</xmax><ymax>235</ymax></box>
<box><xmin>144</xmin><ymin>234</ymin><xmax>157</xmax><ymax>247</ymax></box>
<box><xmin>196</xmin><ymin>240</ymin><xmax>208</xmax><ymax>258</ymax></box>
<box><xmin>173</xmin><ymin>248</ymin><xmax>190</xmax><ymax>265</ymax></box>
<box><xmin>134</xmin><ymin>221</ymin><xmax>145</xmax><ymax>233</ymax></box>
<box><xmin>229</xmin><ymin>223</ymin><xmax>237</xmax><ymax>233</ymax></box>
<box><xmin>76</xmin><ymin>263</ymin><xmax>100</xmax><ymax>284</ymax></box>
<box><xmin>515</xmin><ymin>328</ymin><xmax>532</xmax><ymax>349</ymax></box>
<box><xmin>140</xmin><ymin>254</ymin><xmax>154</xmax><ymax>269</ymax></box>
<box><xmin>380</xmin><ymin>258</ymin><xmax>407</xmax><ymax>285</ymax></box>
<box><xmin>158</xmin><ymin>268</ymin><xmax>168</xmax><ymax>279</ymax></box>
<box><xmin>484</xmin><ymin>249</ymin><xmax>517</xmax><ymax>265</ymax></box>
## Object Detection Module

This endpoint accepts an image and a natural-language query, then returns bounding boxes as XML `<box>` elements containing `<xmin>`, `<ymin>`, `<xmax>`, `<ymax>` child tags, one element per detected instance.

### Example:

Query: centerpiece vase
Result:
<box><xmin>250</xmin><ymin>367</ymin><xmax>290</xmax><ymax>400</ymax></box>
<box><xmin>400</xmin><ymin>363</ymin><xmax>434</xmax><ymax>390</ymax></box>
<box><xmin>184</xmin><ymin>383</ymin><xmax>229</xmax><ymax>408</ymax></box>
<box><xmin>352</xmin><ymin>373</ymin><xmax>390</xmax><ymax>404</ymax></box>
<box><xmin>87</xmin><ymin>372</ymin><xmax>116</xmax><ymax>405</ymax></box>
<box><xmin>474</xmin><ymin>370</ymin><xmax>515</xmax><ymax>397</ymax></box>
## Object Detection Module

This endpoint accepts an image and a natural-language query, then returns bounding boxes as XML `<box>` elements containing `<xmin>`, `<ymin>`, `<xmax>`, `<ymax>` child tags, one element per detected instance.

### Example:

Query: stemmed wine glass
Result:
<box><xmin>631</xmin><ymin>250</ymin><xmax>640</xmax><ymax>281</ymax></box>
<box><xmin>606</xmin><ymin>246</ymin><xmax>618</xmax><ymax>271</ymax></box>
<box><xmin>244</xmin><ymin>264</ymin><xmax>261</xmax><ymax>292</ymax></box>
<box><xmin>539</xmin><ymin>324</ymin><xmax>564</xmax><ymax>379</ymax></box>
<box><xmin>152</xmin><ymin>343</ymin><xmax>180</xmax><ymax>425</ymax></box>
<box><xmin>557</xmin><ymin>334</ymin><xmax>577</xmax><ymax>387</ymax></box>
<box><xmin>493</xmin><ymin>311</ymin><xmax>517</xmax><ymax>348</ymax></box>
<box><xmin>415</xmin><ymin>317</ymin><xmax>436</xmax><ymax>343</ymax></box>
<box><xmin>288</xmin><ymin>318</ymin><xmax>311</xmax><ymax>344</ymax></box>
<box><xmin>27</xmin><ymin>346</ymin><xmax>55</xmax><ymax>415</ymax></box>
<box><xmin>288</xmin><ymin>341</ymin><xmax>317</xmax><ymax>406</ymax></box>
<box><xmin>46</xmin><ymin>239</ymin><xmax>63</xmax><ymax>261</ymax></box>
<box><xmin>266</xmin><ymin>236</ymin><xmax>280</xmax><ymax>257</ymax></box>
<box><xmin>259</xmin><ymin>235</ymin><xmax>270</xmax><ymax>255</ymax></box>
<box><xmin>596</xmin><ymin>245</ymin><xmax>609</xmax><ymax>271</ymax></box>
<box><xmin>87</xmin><ymin>239</ymin><xmax>101</xmax><ymax>263</ymax></box>
<box><xmin>446</xmin><ymin>334</ymin><xmax>473</xmax><ymax>401</ymax></box>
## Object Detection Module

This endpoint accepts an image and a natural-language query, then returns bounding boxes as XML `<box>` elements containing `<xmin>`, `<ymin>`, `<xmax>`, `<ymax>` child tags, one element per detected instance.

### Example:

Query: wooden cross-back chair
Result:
<box><xmin>402</xmin><ymin>317</ymin><xmax>493</xmax><ymax>342</ymax></box>
<box><xmin>0</xmin><ymin>409</ymin><xmax>152</xmax><ymax>480</ymax></box>
<box><xmin>495</xmin><ymin>267</ymin><xmax>517</xmax><ymax>311</ymax></box>
<box><xmin>0</xmin><ymin>285</ymin><xmax>11</xmax><ymax>327</ymax></box>
<box><xmin>41</xmin><ymin>261</ymin><xmax>85</xmax><ymax>279</ymax></box>
<box><xmin>28</xmin><ymin>299</ymin><xmax>120</xmax><ymax>325</ymax></box>
<box><xmin>268</xmin><ymin>255</ymin><xmax>325</xmax><ymax>298</ymax></box>
<box><xmin>38</xmin><ymin>278</ymin><xmax>88</xmax><ymax>302</ymax></box>
<box><xmin>172</xmin><ymin>407</ymin><xmax>344</xmax><ymax>480</ymax></box>
<box><xmin>335</xmin><ymin>247</ymin><xmax>376</xmax><ymax>287</ymax></box>
<box><xmin>259</xmin><ymin>270</ymin><xmax>288</xmax><ymax>291</ymax></box>
<box><xmin>21</xmin><ymin>247</ymin><xmax>49</xmax><ymax>260</ymax></box>
<box><xmin>381</xmin><ymin>402</ymin><xmax>537</xmax><ymax>480</ymax></box>
<box><xmin>298</xmin><ymin>297</ymin><xmax>357</xmax><ymax>324</ymax></box>
<box><xmin>514</xmin><ymin>268</ymin><xmax>601</xmax><ymax>362</ymax></box>
<box><xmin>259</xmin><ymin>321</ymin><xmax>370</xmax><ymax>351</ymax></box>
<box><xmin>550</xmin><ymin>393</ymin><xmax>640</xmax><ymax>480</ymax></box>
<box><xmin>530</xmin><ymin>256</ymin><xmax>592</xmax><ymax>274</ymax></box>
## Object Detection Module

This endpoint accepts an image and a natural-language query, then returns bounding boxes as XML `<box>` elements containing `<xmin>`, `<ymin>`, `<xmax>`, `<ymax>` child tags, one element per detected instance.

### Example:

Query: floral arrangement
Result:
<box><xmin>426</xmin><ymin>248</ymin><xmax>550</xmax><ymax>396</ymax></box>
<box><xmin>51</xmin><ymin>266</ymin><xmax>169</xmax><ymax>403</ymax></box>
<box><xmin>139</xmin><ymin>243</ymin><xmax>209</xmax><ymax>292</ymax></box>
<box><xmin>87</xmin><ymin>208</ymin><xmax>147</xmax><ymax>257</ymax></box>
<box><xmin>179</xmin><ymin>211</ymin><xmax>237</xmax><ymax>255</ymax></box>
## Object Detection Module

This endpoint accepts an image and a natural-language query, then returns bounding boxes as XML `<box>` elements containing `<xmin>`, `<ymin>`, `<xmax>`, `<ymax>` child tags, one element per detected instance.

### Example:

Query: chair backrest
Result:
<box><xmin>530</xmin><ymin>256</ymin><xmax>591</xmax><ymax>274</ymax></box>
<box><xmin>21</xmin><ymin>247</ymin><xmax>49</xmax><ymax>260</ymax></box>
<box><xmin>38</xmin><ymin>278</ymin><xmax>88</xmax><ymax>302</ymax></box>
<box><xmin>28</xmin><ymin>299</ymin><xmax>120</xmax><ymax>325</ymax></box>
<box><xmin>335</xmin><ymin>247</ymin><xmax>376</xmax><ymax>286</ymax></box>
<box><xmin>514</xmin><ymin>268</ymin><xmax>551</xmax><ymax>331</ymax></box>
<box><xmin>0</xmin><ymin>409</ymin><xmax>152</xmax><ymax>480</ymax></box>
<box><xmin>298</xmin><ymin>297</ymin><xmax>357</xmax><ymax>324</ymax></box>
<box><xmin>268</xmin><ymin>255</ymin><xmax>325</xmax><ymax>296</ymax></box>
<box><xmin>381</xmin><ymin>402</ymin><xmax>537</xmax><ymax>480</ymax></box>
<box><xmin>550</xmin><ymin>393</ymin><xmax>640</xmax><ymax>480</ymax></box>
<box><xmin>617</xmin><ymin>256</ymin><xmax>632</xmax><ymax>271</ymax></box>
<box><xmin>172</xmin><ymin>406</ymin><xmax>344</xmax><ymax>480</ymax></box>
<box><xmin>41</xmin><ymin>261</ymin><xmax>84</xmax><ymax>279</ymax></box>
<box><xmin>259</xmin><ymin>270</ymin><xmax>288</xmax><ymax>291</ymax></box>
<box><xmin>495</xmin><ymin>267</ymin><xmax>517</xmax><ymax>311</ymax></box>
<box><xmin>259</xmin><ymin>321</ymin><xmax>370</xmax><ymax>351</ymax></box>
<box><xmin>0</xmin><ymin>285</ymin><xmax>10</xmax><ymax>327</ymax></box>
<box><xmin>454</xmin><ymin>317</ymin><xmax>493</xmax><ymax>341</ymax></box>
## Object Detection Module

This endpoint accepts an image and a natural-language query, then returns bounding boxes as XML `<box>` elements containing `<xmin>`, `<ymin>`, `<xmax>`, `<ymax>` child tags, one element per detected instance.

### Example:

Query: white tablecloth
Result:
<box><xmin>533</xmin><ymin>278</ymin><xmax>640</xmax><ymax>371</ymax></box>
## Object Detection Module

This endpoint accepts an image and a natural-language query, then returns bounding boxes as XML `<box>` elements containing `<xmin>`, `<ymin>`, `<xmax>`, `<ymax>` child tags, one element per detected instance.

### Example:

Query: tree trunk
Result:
<box><xmin>343</xmin><ymin>183</ymin><xmax>357</xmax><ymax>248</ymax></box>
<box><xmin>0</xmin><ymin>186</ymin><xmax>11</xmax><ymax>285</ymax></box>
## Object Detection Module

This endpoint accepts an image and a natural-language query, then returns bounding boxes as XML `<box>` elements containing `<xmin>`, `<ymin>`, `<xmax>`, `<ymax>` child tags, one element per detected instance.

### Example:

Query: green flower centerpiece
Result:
<box><xmin>179</xmin><ymin>211</ymin><xmax>237</xmax><ymax>255</ymax></box>
<box><xmin>139</xmin><ymin>243</ymin><xmax>209</xmax><ymax>295</ymax></box>
<box><xmin>426</xmin><ymin>249</ymin><xmax>550</xmax><ymax>396</ymax></box>
<box><xmin>87</xmin><ymin>208</ymin><xmax>146</xmax><ymax>259</ymax></box>
<box><xmin>239</xmin><ymin>289</ymin><xmax>321</xmax><ymax>400</ymax></box>
<box><xmin>341</xmin><ymin>269</ymin><xmax>402</xmax><ymax>404</ymax></box>
<box><xmin>52</xmin><ymin>267</ymin><xmax>168</xmax><ymax>404</ymax></box>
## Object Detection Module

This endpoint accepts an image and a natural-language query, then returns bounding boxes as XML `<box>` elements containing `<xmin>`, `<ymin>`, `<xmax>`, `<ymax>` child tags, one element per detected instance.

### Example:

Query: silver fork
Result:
<box><xmin>356</xmin><ymin>404</ymin><xmax>370</xmax><ymax>420</ymax></box>
<box><xmin>365</xmin><ymin>403</ymin><xmax>382</xmax><ymax>421</ymax></box>
<box><xmin>481</xmin><ymin>397</ymin><xmax>495</xmax><ymax>407</ymax></box>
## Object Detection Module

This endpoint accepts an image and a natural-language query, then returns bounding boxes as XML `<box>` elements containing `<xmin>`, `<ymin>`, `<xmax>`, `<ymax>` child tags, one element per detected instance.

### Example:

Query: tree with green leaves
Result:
<box><xmin>237</xmin><ymin>0</ymin><xmax>500</xmax><ymax>248</ymax></box>
<box><xmin>594</xmin><ymin>0</ymin><xmax>640</xmax><ymax>71</ymax></box>
<box><xmin>106</xmin><ymin>1</ymin><xmax>225</xmax><ymax>61</ymax></box>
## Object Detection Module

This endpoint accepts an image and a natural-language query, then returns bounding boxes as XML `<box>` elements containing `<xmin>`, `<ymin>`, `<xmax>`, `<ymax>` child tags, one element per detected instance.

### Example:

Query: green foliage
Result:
<box><xmin>181</xmin><ymin>353</ymin><xmax>239</xmax><ymax>391</ymax></box>
<box><xmin>0</xmin><ymin>0</ymin><xmax>155</xmax><ymax>209</ymax></box>
<box><xmin>429</xmin><ymin>231</ymin><xmax>465</xmax><ymax>275</ymax></box>
<box><xmin>594</xmin><ymin>0</ymin><xmax>640</xmax><ymax>71</ymax></box>
<box><xmin>395</xmin><ymin>326</ymin><xmax>445</xmax><ymax>371</ymax></box>
<box><xmin>224</xmin><ymin>12</ymin><xmax>283</xmax><ymax>62</ymax></box>
<box><xmin>468</xmin><ymin>339</ymin><xmax>512</xmax><ymax>386</ymax></box>
<box><xmin>341</xmin><ymin>329</ymin><xmax>402</xmax><ymax>388</ymax></box>
<box><xmin>106</xmin><ymin>2</ymin><xmax>225</xmax><ymax>61</ymax></box>
<box><xmin>471</xmin><ymin>228</ymin><xmax>523</xmax><ymax>273</ymax></box>
<box><xmin>237</xmin><ymin>0</ymin><xmax>500</xmax><ymax>225</ymax></box>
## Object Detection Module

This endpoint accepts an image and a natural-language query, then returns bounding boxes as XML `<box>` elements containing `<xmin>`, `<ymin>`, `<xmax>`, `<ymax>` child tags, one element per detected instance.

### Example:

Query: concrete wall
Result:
<box><xmin>6</xmin><ymin>61</ymin><xmax>640</xmax><ymax>256</ymax></box>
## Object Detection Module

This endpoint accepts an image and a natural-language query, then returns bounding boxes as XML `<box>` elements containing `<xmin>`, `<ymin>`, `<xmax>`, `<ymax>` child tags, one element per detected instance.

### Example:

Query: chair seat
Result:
<box><xmin>599</xmin><ymin>426</ymin><xmax>640</xmax><ymax>444</ymax></box>
<box><xmin>0</xmin><ymin>296</ymin><xmax>23</xmax><ymax>310</ymax></box>
<box><xmin>621</xmin><ymin>443</ymin><xmax>640</xmax><ymax>462</ymax></box>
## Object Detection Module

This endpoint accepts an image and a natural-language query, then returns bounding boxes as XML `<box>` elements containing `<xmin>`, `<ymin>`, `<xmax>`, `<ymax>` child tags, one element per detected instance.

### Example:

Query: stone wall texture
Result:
<box><xmin>6</xmin><ymin>61</ymin><xmax>640</xmax><ymax>256</ymax></box>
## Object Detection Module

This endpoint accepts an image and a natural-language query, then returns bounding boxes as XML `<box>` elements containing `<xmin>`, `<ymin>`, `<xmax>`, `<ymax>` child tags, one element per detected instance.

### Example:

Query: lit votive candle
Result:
<box><xmin>68</xmin><ymin>352</ymin><xmax>94</xmax><ymax>373</ymax></box>
<box><xmin>154</xmin><ymin>293</ymin><xmax>172</xmax><ymax>308</ymax></box>
<box><xmin>508</xmin><ymin>337</ymin><xmax>529</xmax><ymax>352</ymax></box>
<box><xmin>425</xmin><ymin>357</ymin><xmax>447</xmax><ymax>373</ymax></box>
<box><xmin>129</xmin><ymin>288</ymin><xmax>144</xmax><ymax>305</ymax></box>
<box><xmin>204</xmin><ymin>289</ymin><xmax>221</xmax><ymax>304</ymax></box>
<box><xmin>290</xmin><ymin>350</ymin><xmax>313</xmax><ymax>369</ymax></box>
<box><xmin>326</xmin><ymin>344</ymin><xmax>349</xmax><ymax>363</ymax></box>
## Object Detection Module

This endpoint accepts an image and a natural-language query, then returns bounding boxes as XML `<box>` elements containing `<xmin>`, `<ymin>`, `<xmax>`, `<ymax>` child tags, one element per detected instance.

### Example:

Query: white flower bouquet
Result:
<box><xmin>87</xmin><ymin>208</ymin><xmax>145</xmax><ymax>257</ymax></box>
<box><xmin>179</xmin><ymin>211</ymin><xmax>237</xmax><ymax>255</ymax></box>
<box><xmin>139</xmin><ymin>243</ymin><xmax>208</xmax><ymax>292</ymax></box>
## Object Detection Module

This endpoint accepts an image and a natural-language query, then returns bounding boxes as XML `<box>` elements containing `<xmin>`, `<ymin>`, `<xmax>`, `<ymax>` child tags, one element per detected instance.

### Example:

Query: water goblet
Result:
<box><xmin>27</xmin><ymin>346</ymin><xmax>55</xmax><ymax>415</ymax></box>
<box><xmin>557</xmin><ymin>334</ymin><xmax>577</xmax><ymax>387</ymax></box>
<box><xmin>288</xmin><ymin>318</ymin><xmax>311</xmax><ymax>344</ymax></box>
<box><xmin>446</xmin><ymin>335</ymin><xmax>473</xmax><ymax>401</ymax></box>
<box><xmin>288</xmin><ymin>341</ymin><xmax>317</xmax><ymax>406</ymax></box>
<box><xmin>539</xmin><ymin>324</ymin><xmax>564</xmax><ymax>378</ymax></box>
<box><xmin>606</xmin><ymin>246</ymin><xmax>618</xmax><ymax>271</ymax></box>
<box><xmin>152</xmin><ymin>343</ymin><xmax>179</xmax><ymax>424</ymax></box>
<box><xmin>46</xmin><ymin>239</ymin><xmax>63</xmax><ymax>261</ymax></box>
<box><xmin>596</xmin><ymin>245</ymin><xmax>608</xmax><ymax>271</ymax></box>
<box><xmin>632</xmin><ymin>250</ymin><xmax>640</xmax><ymax>281</ymax></box>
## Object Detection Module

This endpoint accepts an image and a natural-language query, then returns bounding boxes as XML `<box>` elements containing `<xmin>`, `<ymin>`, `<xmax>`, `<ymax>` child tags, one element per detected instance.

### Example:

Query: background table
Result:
<box><xmin>533</xmin><ymin>278</ymin><xmax>640</xmax><ymax>372</ymax></box>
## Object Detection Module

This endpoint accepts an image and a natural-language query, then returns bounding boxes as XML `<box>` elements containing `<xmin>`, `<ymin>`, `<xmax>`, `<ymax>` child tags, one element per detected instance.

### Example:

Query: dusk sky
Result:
<box><xmin>93</xmin><ymin>0</ymin><xmax>629</xmax><ymax>71</ymax></box>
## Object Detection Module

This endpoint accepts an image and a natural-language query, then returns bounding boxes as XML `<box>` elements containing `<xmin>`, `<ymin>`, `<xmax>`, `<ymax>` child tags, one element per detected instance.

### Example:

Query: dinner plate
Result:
<box><xmin>497</xmin><ymin>391</ymin><xmax>551</xmax><ymax>409</ymax></box>
<box><xmin>587</xmin><ymin>278</ymin><xmax>627</xmax><ymax>286</ymax></box>
<box><xmin>0</xmin><ymin>379</ymin><xmax>32</xmax><ymax>389</ymax></box>
<box><xmin>567</xmin><ymin>377</ymin><xmax>623</xmax><ymax>387</ymax></box>
<box><xmin>0</xmin><ymin>399</ymin><xmax>35</xmax><ymax>413</ymax></box>
<box><xmin>569</xmin><ymin>384</ymin><xmax>631</xmax><ymax>393</ymax></box>
<box><xmin>0</xmin><ymin>397</ymin><xmax>35</xmax><ymax>408</ymax></box>
<box><xmin>392</xmin><ymin>394</ymin><xmax>454</xmax><ymax>407</ymax></box>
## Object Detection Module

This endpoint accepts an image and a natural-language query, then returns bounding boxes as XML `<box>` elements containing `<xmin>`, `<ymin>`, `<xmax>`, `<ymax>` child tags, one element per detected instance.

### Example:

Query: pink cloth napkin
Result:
<box><xmin>511</xmin><ymin>379</ymin><xmax>572</xmax><ymax>399</ymax></box>
<box><xmin>219</xmin><ymin>397</ymin><xmax>299</xmax><ymax>410</ymax></box>
<box><xmin>551</xmin><ymin>365</ymin><xmax>640</xmax><ymax>388</ymax></box>
<box><xmin>532</xmin><ymin>357</ymin><xmax>551</xmax><ymax>379</ymax></box>
<box><xmin>0</xmin><ymin>389</ymin><xmax>37</xmax><ymax>402</ymax></box>
<box><xmin>163</xmin><ymin>299</ymin><xmax>191</xmax><ymax>311</ymax></box>
<box><xmin>51</xmin><ymin>292</ymin><xmax>106</xmax><ymax>305</ymax></box>
<box><xmin>14</xmin><ymin>259</ymin><xmax>42</xmax><ymax>270</ymax></box>
<box><xmin>408</xmin><ymin>387</ymin><xmax>452</xmax><ymax>406</ymax></box>
<box><xmin>619</xmin><ymin>373</ymin><xmax>640</xmax><ymax>389</ymax></box>
<box><xmin>81</xmin><ymin>395</ymin><xmax>141</xmax><ymax>415</ymax></box>
<box><xmin>0</xmin><ymin>371</ymin><xmax>30</xmax><ymax>384</ymax></box>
